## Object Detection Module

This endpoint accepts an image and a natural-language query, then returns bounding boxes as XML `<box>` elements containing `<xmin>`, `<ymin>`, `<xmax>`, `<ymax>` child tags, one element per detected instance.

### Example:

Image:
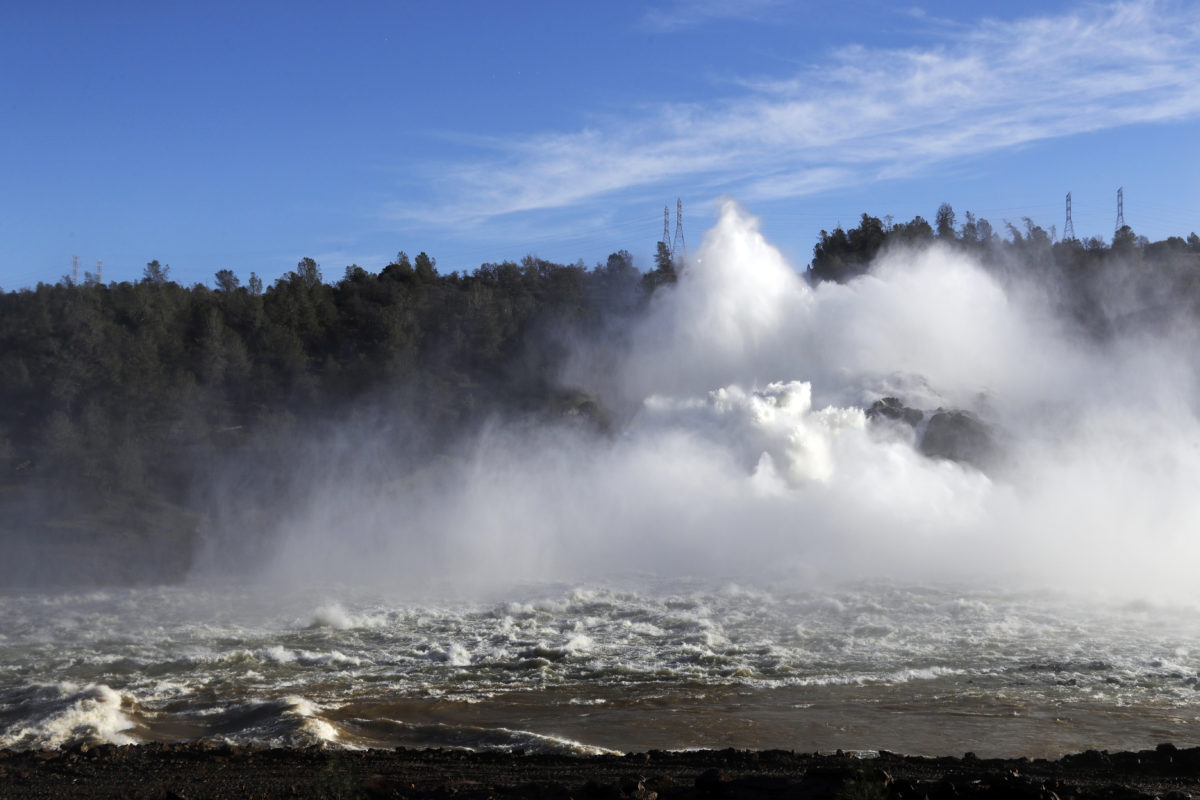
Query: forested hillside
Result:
<box><xmin>0</xmin><ymin>249</ymin><xmax>678</xmax><ymax>583</ymax></box>
<box><xmin>1</xmin><ymin>207</ymin><xmax>1196</xmax><ymax>585</ymax></box>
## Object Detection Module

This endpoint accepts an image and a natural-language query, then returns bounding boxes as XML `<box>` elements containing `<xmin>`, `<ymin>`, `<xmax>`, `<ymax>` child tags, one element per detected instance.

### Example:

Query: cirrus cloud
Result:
<box><xmin>393</xmin><ymin>1</ymin><xmax>1200</xmax><ymax>229</ymax></box>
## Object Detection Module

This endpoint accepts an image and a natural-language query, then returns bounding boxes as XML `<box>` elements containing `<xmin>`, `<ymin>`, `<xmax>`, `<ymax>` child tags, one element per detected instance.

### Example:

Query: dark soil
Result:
<box><xmin>3</xmin><ymin>742</ymin><xmax>1200</xmax><ymax>799</ymax></box>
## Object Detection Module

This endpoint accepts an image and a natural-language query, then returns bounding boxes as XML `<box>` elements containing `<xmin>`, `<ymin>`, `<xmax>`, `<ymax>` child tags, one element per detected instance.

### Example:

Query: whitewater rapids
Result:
<box><xmin>2</xmin><ymin>581</ymin><xmax>1198</xmax><ymax>755</ymax></box>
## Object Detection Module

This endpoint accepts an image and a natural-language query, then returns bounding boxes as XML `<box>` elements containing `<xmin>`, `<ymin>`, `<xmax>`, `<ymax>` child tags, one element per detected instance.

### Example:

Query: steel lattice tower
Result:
<box><xmin>1064</xmin><ymin>193</ymin><xmax>1075</xmax><ymax>241</ymax></box>
<box><xmin>1115</xmin><ymin>187</ymin><xmax>1125</xmax><ymax>233</ymax></box>
<box><xmin>671</xmin><ymin>198</ymin><xmax>685</xmax><ymax>256</ymax></box>
<box><xmin>663</xmin><ymin>206</ymin><xmax>671</xmax><ymax>253</ymax></box>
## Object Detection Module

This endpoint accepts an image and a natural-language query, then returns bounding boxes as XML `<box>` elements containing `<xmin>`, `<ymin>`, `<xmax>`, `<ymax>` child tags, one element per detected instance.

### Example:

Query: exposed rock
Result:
<box><xmin>866</xmin><ymin>397</ymin><xmax>923</xmax><ymax>427</ymax></box>
<box><xmin>920</xmin><ymin>409</ymin><xmax>997</xmax><ymax>469</ymax></box>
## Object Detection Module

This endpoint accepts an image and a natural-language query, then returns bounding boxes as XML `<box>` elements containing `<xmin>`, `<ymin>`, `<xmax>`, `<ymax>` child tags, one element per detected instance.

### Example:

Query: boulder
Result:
<box><xmin>920</xmin><ymin>410</ymin><xmax>996</xmax><ymax>469</ymax></box>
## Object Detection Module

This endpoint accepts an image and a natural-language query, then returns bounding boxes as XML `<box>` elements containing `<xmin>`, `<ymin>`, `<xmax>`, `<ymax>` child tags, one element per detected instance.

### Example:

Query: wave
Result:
<box><xmin>200</xmin><ymin>695</ymin><xmax>343</xmax><ymax>748</ymax></box>
<box><xmin>0</xmin><ymin>683</ymin><xmax>140</xmax><ymax>749</ymax></box>
<box><xmin>345</xmin><ymin>717</ymin><xmax>620</xmax><ymax>755</ymax></box>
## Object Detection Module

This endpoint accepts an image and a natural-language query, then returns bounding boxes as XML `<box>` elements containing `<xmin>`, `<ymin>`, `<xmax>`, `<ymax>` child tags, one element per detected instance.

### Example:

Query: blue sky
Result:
<box><xmin>2</xmin><ymin>0</ymin><xmax>1199</xmax><ymax>289</ymax></box>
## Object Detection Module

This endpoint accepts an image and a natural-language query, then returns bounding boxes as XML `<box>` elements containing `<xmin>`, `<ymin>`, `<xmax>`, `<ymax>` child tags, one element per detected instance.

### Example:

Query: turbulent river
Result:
<box><xmin>3</xmin><ymin>580</ymin><xmax>1198</xmax><ymax>757</ymax></box>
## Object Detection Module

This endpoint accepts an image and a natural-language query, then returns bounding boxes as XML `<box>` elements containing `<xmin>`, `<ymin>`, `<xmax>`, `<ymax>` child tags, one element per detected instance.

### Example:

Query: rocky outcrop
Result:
<box><xmin>866</xmin><ymin>398</ymin><xmax>999</xmax><ymax>471</ymax></box>
<box><xmin>920</xmin><ymin>409</ymin><xmax>997</xmax><ymax>470</ymax></box>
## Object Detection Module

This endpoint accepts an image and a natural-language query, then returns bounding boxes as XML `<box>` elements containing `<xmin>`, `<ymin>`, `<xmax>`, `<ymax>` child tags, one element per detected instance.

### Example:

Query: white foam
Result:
<box><xmin>564</xmin><ymin>634</ymin><xmax>594</xmax><ymax>654</ymax></box>
<box><xmin>309</xmin><ymin>602</ymin><xmax>385</xmax><ymax>630</ymax></box>
<box><xmin>376</xmin><ymin>718</ymin><xmax>622</xmax><ymax>755</ymax></box>
<box><xmin>297</xmin><ymin>649</ymin><xmax>367</xmax><ymax>667</ymax></box>
<box><xmin>490</xmin><ymin>727</ymin><xmax>621</xmax><ymax>756</ymax></box>
<box><xmin>1</xmin><ymin>683</ymin><xmax>137</xmax><ymax>749</ymax></box>
<box><xmin>445</xmin><ymin>643</ymin><xmax>472</xmax><ymax>666</ymax></box>
<box><xmin>280</xmin><ymin>696</ymin><xmax>340</xmax><ymax>745</ymax></box>
<box><xmin>258</xmin><ymin>645</ymin><xmax>297</xmax><ymax>664</ymax></box>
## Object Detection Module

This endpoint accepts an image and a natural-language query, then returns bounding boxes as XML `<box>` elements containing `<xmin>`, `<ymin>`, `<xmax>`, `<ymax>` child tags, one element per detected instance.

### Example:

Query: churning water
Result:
<box><xmin>2</xmin><ymin>581</ymin><xmax>1199</xmax><ymax>756</ymax></box>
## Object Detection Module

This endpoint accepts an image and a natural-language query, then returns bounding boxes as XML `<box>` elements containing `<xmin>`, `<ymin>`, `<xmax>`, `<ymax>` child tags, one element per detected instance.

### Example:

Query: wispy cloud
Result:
<box><xmin>395</xmin><ymin>0</ymin><xmax>1200</xmax><ymax>229</ymax></box>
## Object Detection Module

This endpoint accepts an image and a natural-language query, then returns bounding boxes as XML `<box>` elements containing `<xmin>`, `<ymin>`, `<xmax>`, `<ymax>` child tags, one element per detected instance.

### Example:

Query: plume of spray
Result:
<box><xmin>229</xmin><ymin>201</ymin><xmax>1200</xmax><ymax>603</ymax></box>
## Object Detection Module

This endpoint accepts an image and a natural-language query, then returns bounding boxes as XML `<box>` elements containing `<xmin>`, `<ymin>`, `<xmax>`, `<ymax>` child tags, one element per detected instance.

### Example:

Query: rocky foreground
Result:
<box><xmin>3</xmin><ymin>743</ymin><xmax>1200</xmax><ymax>799</ymax></box>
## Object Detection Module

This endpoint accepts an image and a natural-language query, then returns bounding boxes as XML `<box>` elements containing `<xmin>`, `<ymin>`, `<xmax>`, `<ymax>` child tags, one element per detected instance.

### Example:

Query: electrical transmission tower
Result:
<box><xmin>95</xmin><ymin>259</ymin><xmax>103</xmax><ymax>284</ymax></box>
<box><xmin>1115</xmin><ymin>187</ymin><xmax>1125</xmax><ymax>233</ymax></box>
<box><xmin>663</xmin><ymin>205</ymin><xmax>671</xmax><ymax>253</ymax></box>
<box><xmin>72</xmin><ymin>255</ymin><xmax>80</xmax><ymax>284</ymax></box>
<box><xmin>1064</xmin><ymin>193</ymin><xmax>1075</xmax><ymax>241</ymax></box>
<box><xmin>671</xmin><ymin>198</ymin><xmax>685</xmax><ymax>256</ymax></box>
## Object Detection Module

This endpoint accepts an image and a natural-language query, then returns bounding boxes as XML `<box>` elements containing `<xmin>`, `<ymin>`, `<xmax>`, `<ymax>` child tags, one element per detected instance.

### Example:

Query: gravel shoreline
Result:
<box><xmin>3</xmin><ymin>742</ymin><xmax>1199</xmax><ymax>799</ymax></box>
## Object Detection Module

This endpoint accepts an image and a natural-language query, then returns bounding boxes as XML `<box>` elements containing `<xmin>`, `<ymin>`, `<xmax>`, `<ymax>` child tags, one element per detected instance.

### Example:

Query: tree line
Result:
<box><xmin>0</xmin><ymin>207</ymin><xmax>1196</xmax><ymax>583</ymax></box>
<box><xmin>0</xmin><ymin>249</ymin><xmax>684</xmax><ymax>497</ymax></box>
<box><xmin>808</xmin><ymin>203</ymin><xmax>1200</xmax><ymax>333</ymax></box>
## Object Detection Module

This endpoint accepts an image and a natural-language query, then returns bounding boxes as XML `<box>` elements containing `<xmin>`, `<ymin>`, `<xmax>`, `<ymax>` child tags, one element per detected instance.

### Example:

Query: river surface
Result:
<box><xmin>3</xmin><ymin>578</ymin><xmax>1198</xmax><ymax>757</ymax></box>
